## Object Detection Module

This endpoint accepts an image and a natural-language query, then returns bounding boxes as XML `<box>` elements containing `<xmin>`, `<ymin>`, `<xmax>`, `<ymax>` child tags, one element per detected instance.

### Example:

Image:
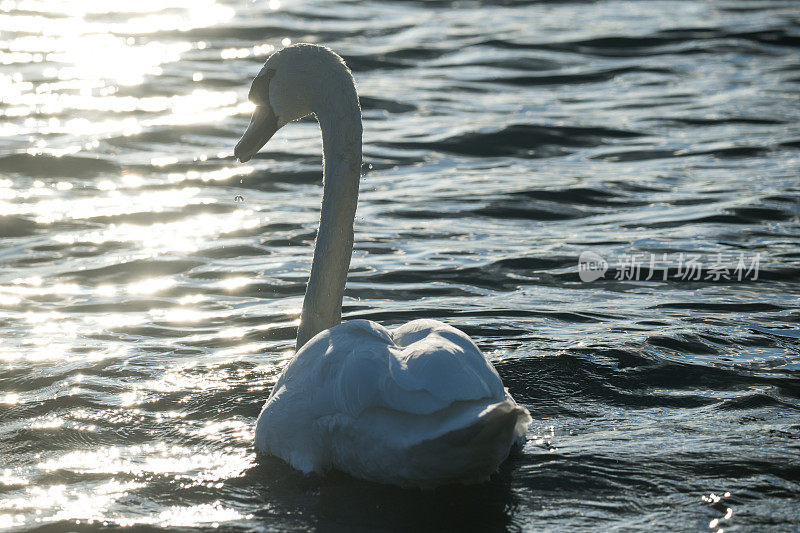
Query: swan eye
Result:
<box><xmin>248</xmin><ymin>68</ymin><xmax>275</xmax><ymax>106</ymax></box>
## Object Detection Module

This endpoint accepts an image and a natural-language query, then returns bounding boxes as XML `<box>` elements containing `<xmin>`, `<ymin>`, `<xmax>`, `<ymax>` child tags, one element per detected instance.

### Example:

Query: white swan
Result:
<box><xmin>234</xmin><ymin>44</ymin><xmax>531</xmax><ymax>487</ymax></box>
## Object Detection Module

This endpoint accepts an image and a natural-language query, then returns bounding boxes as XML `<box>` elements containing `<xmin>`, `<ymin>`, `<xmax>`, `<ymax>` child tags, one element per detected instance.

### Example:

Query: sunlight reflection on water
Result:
<box><xmin>0</xmin><ymin>2</ymin><xmax>266</xmax><ymax>521</ymax></box>
<box><xmin>0</xmin><ymin>0</ymin><xmax>258</xmax><ymax>157</ymax></box>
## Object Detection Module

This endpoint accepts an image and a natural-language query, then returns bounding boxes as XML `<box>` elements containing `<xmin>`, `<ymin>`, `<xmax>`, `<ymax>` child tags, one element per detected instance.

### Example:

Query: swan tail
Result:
<box><xmin>402</xmin><ymin>399</ymin><xmax>531</xmax><ymax>487</ymax></box>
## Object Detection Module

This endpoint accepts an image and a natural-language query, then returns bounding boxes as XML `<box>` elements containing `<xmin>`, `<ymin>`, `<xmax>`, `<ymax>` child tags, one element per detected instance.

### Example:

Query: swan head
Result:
<box><xmin>234</xmin><ymin>44</ymin><xmax>354</xmax><ymax>163</ymax></box>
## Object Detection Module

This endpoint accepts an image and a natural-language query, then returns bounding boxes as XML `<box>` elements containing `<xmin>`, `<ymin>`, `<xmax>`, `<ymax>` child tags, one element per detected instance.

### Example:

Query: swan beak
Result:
<box><xmin>234</xmin><ymin>105</ymin><xmax>279</xmax><ymax>163</ymax></box>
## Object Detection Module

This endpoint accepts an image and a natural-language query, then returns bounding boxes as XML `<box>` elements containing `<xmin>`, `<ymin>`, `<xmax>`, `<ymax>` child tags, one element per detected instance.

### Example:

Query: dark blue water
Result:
<box><xmin>1</xmin><ymin>0</ymin><xmax>799</xmax><ymax>530</ymax></box>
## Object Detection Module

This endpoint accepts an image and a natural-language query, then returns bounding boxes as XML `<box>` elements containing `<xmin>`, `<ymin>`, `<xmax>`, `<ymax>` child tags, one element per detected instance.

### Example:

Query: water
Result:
<box><xmin>1</xmin><ymin>0</ymin><xmax>799</xmax><ymax>530</ymax></box>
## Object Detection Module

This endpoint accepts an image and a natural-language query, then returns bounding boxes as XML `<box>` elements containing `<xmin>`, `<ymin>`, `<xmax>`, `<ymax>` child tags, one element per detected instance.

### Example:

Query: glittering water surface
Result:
<box><xmin>1</xmin><ymin>0</ymin><xmax>799</xmax><ymax>530</ymax></box>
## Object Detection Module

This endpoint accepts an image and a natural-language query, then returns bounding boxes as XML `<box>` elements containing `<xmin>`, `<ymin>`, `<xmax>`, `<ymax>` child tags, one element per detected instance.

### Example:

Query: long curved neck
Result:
<box><xmin>296</xmin><ymin>78</ymin><xmax>362</xmax><ymax>350</ymax></box>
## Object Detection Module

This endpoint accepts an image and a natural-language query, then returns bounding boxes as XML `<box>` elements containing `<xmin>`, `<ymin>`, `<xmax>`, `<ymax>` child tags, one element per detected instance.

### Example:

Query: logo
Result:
<box><xmin>578</xmin><ymin>251</ymin><xmax>608</xmax><ymax>282</ymax></box>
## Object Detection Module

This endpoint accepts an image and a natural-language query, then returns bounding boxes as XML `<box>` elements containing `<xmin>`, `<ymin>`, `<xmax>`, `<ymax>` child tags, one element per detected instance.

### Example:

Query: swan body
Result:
<box><xmin>256</xmin><ymin>319</ymin><xmax>530</xmax><ymax>486</ymax></box>
<box><xmin>235</xmin><ymin>44</ymin><xmax>531</xmax><ymax>487</ymax></box>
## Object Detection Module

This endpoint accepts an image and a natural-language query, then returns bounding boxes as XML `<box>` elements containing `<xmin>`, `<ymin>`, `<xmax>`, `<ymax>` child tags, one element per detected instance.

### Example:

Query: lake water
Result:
<box><xmin>1</xmin><ymin>0</ymin><xmax>799</xmax><ymax>530</ymax></box>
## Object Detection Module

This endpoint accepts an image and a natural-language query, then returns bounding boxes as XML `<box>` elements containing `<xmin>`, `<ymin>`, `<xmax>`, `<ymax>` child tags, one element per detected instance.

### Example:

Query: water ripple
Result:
<box><xmin>1</xmin><ymin>0</ymin><xmax>799</xmax><ymax>530</ymax></box>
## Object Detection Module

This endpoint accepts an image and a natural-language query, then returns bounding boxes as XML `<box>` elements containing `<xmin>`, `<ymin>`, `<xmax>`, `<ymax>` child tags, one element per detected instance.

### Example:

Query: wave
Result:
<box><xmin>379</xmin><ymin>124</ymin><xmax>643</xmax><ymax>157</ymax></box>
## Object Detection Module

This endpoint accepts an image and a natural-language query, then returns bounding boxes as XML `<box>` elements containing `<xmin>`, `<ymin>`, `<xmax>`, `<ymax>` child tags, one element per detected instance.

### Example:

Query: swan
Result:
<box><xmin>234</xmin><ymin>44</ymin><xmax>531</xmax><ymax>487</ymax></box>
